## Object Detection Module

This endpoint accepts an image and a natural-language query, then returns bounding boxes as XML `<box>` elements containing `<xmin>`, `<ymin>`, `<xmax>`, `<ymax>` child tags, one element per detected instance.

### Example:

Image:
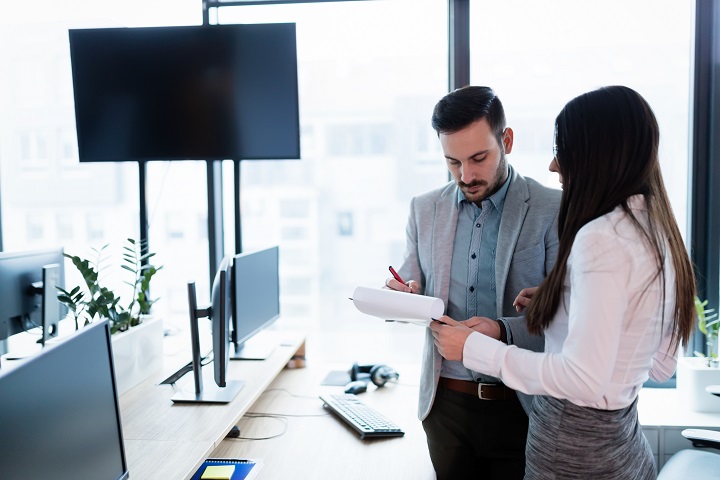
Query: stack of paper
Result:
<box><xmin>351</xmin><ymin>286</ymin><xmax>445</xmax><ymax>327</ymax></box>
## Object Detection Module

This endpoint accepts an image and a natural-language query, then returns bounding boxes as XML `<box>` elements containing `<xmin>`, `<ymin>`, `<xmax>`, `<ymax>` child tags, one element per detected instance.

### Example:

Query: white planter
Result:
<box><xmin>111</xmin><ymin>316</ymin><xmax>164</xmax><ymax>396</ymax></box>
<box><xmin>676</xmin><ymin>356</ymin><xmax>720</xmax><ymax>412</ymax></box>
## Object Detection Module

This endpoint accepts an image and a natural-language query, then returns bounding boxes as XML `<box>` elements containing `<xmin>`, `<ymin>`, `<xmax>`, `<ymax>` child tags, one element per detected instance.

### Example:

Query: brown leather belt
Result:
<box><xmin>440</xmin><ymin>377</ymin><xmax>515</xmax><ymax>401</ymax></box>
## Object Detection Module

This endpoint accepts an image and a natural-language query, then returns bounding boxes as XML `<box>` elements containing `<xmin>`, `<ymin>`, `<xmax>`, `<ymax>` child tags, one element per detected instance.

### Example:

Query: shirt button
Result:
<box><xmin>471</xmin><ymin>253</ymin><xmax>476</xmax><ymax>259</ymax></box>
<box><xmin>476</xmin><ymin>223</ymin><xmax>481</xmax><ymax>228</ymax></box>
<box><xmin>469</xmin><ymin>286</ymin><xmax>475</xmax><ymax>292</ymax></box>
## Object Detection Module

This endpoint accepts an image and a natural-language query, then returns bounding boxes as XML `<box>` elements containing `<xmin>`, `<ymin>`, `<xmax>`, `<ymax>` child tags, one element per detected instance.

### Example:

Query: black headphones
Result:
<box><xmin>348</xmin><ymin>362</ymin><xmax>399</xmax><ymax>387</ymax></box>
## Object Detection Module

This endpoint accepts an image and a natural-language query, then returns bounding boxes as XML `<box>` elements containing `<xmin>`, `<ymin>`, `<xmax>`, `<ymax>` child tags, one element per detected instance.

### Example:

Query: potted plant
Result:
<box><xmin>695</xmin><ymin>297</ymin><xmax>719</xmax><ymax>367</ymax></box>
<box><xmin>57</xmin><ymin>238</ymin><xmax>162</xmax><ymax>333</ymax></box>
<box><xmin>676</xmin><ymin>296</ymin><xmax>720</xmax><ymax>412</ymax></box>
<box><xmin>57</xmin><ymin>238</ymin><xmax>165</xmax><ymax>395</ymax></box>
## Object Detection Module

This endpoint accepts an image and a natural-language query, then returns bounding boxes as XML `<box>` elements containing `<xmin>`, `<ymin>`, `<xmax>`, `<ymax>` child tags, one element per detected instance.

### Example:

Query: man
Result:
<box><xmin>386</xmin><ymin>86</ymin><xmax>561</xmax><ymax>479</ymax></box>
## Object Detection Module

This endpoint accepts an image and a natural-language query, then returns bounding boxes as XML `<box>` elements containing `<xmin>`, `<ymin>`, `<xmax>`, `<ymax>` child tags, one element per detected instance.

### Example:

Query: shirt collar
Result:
<box><xmin>455</xmin><ymin>165</ymin><xmax>513</xmax><ymax>213</ymax></box>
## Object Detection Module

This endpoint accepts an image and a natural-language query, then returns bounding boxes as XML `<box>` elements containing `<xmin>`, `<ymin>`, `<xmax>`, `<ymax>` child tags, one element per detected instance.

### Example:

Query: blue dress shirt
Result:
<box><xmin>440</xmin><ymin>167</ymin><xmax>512</xmax><ymax>382</ymax></box>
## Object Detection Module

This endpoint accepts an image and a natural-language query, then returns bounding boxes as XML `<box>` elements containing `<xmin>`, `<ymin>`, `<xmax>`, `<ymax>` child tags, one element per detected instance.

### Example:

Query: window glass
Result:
<box><xmin>0</xmin><ymin>1</ymin><xmax>447</xmax><ymax>357</ymax></box>
<box><xmin>217</xmin><ymin>1</ymin><xmax>449</xmax><ymax>339</ymax></box>
<box><xmin>0</xmin><ymin>0</ymin><xmax>199</xmax><ymax>324</ymax></box>
<box><xmin>147</xmin><ymin>161</ymin><xmax>211</xmax><ymax>315</ymax></box>
<box><xmin>469</xmin><ymin>0</ymin><xmax>693</xmax><ymax>238</ymax></box>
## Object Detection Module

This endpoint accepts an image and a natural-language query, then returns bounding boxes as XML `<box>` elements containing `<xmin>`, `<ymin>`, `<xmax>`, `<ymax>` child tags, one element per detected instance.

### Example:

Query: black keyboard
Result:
<box><xmin>320</xmin><ymin>393</ymin><xmax>405</xmax><ymax>439</ymax></box>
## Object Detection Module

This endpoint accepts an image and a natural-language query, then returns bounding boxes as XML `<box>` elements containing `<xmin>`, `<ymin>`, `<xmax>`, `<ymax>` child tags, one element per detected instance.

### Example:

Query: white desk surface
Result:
<box><xmin>210</xmin><ymin>360</ymin><xmax>436</xmax><ymax>480</ymax></box>
<box><xmin>638</xmin><ymin>387</ymin><xmax>720</xmax><ymax>428</ymax></box>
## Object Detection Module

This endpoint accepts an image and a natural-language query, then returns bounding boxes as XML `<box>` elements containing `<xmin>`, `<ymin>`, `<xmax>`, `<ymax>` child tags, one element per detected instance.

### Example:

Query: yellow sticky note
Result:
<box><xmin>201</xmin><ymin>465</ymin><xmax>235</xmax><ymax>480</ymax></box>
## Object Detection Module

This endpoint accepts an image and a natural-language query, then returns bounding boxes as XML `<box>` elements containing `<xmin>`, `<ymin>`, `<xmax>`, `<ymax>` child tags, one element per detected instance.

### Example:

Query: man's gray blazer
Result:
<box><xmin>397</xmin><ymin>167</ymin><xmax>561</xmax><ymax>419</ymax></box>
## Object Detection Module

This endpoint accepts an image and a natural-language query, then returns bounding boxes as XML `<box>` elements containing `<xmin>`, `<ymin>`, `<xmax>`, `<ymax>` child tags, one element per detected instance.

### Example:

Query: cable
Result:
<box><xmin>243</xmin><ymin>388</ymin><xmax>330</xmax><ymax>417</ymax></box>
<box><xmin>158</xmin><ymin>351</ymin><xmax>214</xmax><ymax>385</ymax></box>
<box><xmin>262</xmin><ymin>387</ymin><xmax>322</xmax><ymax>400</ymax></box>
<box><xmin>225</xmin><ymin>388</ymin><xmax>331</xmax><ymax>441</ymax></box>
<box><xmin>231</xmin><ymin>414</ymin><xmax>288</xmax><ymax>440</ymax></box>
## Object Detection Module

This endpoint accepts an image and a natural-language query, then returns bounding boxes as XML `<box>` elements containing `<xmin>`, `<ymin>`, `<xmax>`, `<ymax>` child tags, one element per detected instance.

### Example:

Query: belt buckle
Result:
<box><xmin>477</xmin><ymin>382</ymin><xmax>497</xmax><ymax>400</ymax></box>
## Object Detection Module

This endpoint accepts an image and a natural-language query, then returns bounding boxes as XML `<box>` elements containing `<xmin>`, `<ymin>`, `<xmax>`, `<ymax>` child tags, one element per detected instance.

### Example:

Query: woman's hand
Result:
<box><xmin>429</xmin><ymin>316</ymin><xmax>473</xmax><ymax>362</ymax></box>
<box><xmin>513</xmin><ymin>287</ymin><xmax>538</xmax><ymax>313</ymax></box>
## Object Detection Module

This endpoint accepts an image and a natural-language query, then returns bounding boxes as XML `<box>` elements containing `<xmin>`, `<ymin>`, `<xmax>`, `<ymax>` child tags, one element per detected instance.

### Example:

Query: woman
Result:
<box><xmin>430</xmin><ymin>85</ymin><xmax>696</xmax><ymax>479</ymax></box>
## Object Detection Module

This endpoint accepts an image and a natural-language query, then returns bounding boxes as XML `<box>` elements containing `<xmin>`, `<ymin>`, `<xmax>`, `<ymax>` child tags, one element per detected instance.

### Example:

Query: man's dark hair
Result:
<box><xmin>431</xmin><ymin>86</ymin><xmax>507</xmax><ymax>145</ymax></box>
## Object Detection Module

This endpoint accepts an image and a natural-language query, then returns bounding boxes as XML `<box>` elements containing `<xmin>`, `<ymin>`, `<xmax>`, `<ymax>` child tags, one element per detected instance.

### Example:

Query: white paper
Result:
<box><xmin>351</xmin><ymin>286</ymin><xmax>445</xmax><ymax>327</ymax></box>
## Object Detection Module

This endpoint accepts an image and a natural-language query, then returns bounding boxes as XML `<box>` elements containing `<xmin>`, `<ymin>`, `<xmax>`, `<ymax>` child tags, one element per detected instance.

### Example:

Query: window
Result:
<box><xmin>468</xmin><ymin>0</ymin><xmax>693</xmax><ymax>239</ymax></box>
<box><xmin>0</xmin><ymin>0</ymin><xmax>199</xmax><ymax>325</ymax></box>
<box><xmin>0</xmin><ymin>1</ymin><xmax>699</xmax><ymax>363</ymax></box>
<box><xmin>217</xmin><ymin>0</ymin><xmax>449</xmax><ymax>335</ymax></box>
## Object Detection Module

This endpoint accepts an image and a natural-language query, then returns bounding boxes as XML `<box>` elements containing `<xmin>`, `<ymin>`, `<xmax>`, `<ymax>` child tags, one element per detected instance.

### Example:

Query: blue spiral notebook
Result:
<box><xmin>191</xmin><ymin>458</ymin><xmax>262</xmax><ymax>480</ymax></box>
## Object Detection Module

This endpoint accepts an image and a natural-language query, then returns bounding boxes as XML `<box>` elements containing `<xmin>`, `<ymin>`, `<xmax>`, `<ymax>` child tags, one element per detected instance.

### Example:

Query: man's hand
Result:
<box><xmin>384</xmin><ymin>277</ymin><xmax>420</xmax><ymax>294</ymax></box>
<box><xmin>513</xmin><ymin>286</ymin><xmax>538</xmax><ymax>313</ymax></box>
<box><xmin>463</xmin><ymin>316</ymin><xmax>501</xmax><ymax>339</ymax></box>
<box><xmin>429</xmin><ymin>316</ymin><xmax>473</xmax><ymax>362</ymax></box>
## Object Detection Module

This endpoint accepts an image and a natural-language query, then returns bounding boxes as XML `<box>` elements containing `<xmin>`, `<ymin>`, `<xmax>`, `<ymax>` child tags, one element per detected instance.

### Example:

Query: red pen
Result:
<box><xmin>389</xmin><ymin>266</ymin><xmax>406</xmax><ymax>285</ymax></box>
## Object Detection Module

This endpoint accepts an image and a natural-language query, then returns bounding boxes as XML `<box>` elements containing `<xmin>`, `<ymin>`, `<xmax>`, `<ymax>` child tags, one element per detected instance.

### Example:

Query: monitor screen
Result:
<box><xmin>0</xmin><ymin>248</ymin><xmax>66</xmax><ymax>343</ymax></box>
<box><xmin>0</xmin><ymin>320</ymin><xmax>129</xmax><ymax>480</ymax></box>
<box><xmin>231</xmin><ymin>246</ymin><xmax>280</xmax><ymax>360</ymax></box>
<box><xmin>68</xmin><ymin>23</ymin><xmax>300</xmax><ymax>162</ymax></box>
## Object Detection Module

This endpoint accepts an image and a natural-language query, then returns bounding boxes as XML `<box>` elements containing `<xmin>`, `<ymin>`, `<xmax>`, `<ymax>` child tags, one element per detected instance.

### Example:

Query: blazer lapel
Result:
<box><xmin>432</xmin><ymin>185</ymin><xmax>459</xmax><ymax>305</ymax></box>
<box><xmin>496</xmin><ymin>169</ymin><xmax>529</xmax><ymax>316</ymax></box>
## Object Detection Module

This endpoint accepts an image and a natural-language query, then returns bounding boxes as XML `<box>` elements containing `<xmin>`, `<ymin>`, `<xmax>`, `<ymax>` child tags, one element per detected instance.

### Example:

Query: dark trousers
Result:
<box><xmin>421</xmin><ymin>380</ymin><xmax>529</xmax><ymax>480</ymax></box>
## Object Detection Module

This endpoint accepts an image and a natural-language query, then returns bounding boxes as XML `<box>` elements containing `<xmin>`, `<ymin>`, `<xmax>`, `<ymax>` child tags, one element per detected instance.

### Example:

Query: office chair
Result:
<box><xmin>657</xmin><ymin>386</ymin><xmax>720</xmax><ymax>479</ymax></box>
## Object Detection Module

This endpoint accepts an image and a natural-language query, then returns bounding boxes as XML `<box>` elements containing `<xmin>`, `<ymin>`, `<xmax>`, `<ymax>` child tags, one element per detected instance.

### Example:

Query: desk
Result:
<box><xmin>119</xmin><ymin>330</ymin><xmax>307</xmax><ymax>480</ymax></box>
<box><xmin>210</xmin><ymin>361</ymin><xmax>435</xmax><ymax>480</ymax></box>
<box><xmin>211</xmin><ymin>372</ymin><xmax>720</xmax><ymax>479</ymax></box>
<box><xmin>638</xmin><ymin>387</ymin><xmax>720</xmax><ymax>470</ymax></box>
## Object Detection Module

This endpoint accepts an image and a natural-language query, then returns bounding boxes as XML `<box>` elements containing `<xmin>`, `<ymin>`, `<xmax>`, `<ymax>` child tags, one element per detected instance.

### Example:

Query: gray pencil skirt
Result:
<box><xmin>525</xmin><ymin>395</ymin><xmax>656</xmax><ymax>480</ymax></box>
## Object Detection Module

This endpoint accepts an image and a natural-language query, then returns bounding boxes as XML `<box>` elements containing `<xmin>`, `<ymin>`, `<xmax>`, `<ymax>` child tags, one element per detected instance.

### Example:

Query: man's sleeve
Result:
<box><xmin>397</xmin><ymin>196</ymin><xmax>425</xmax><ymax>294</ymax></box>
<box><xmin>501</xmin><ymin>209</ymin><xmax>560</xmax><ymax>352</ymax></box>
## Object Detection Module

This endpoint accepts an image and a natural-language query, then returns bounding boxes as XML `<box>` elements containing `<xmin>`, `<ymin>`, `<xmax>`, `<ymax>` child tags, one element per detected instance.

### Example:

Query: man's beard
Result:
<box><xmin>459</xmin><ymin>152</ymin><xmax>507</xmax><ymax>204</ymax></box>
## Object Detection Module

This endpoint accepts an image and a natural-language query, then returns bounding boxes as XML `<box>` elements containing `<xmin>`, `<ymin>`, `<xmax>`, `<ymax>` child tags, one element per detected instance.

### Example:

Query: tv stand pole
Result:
<box><xmin>234</xmin><ymin>159</ymin><xmax>242</xmax><ymax>255</ymax></box>
<box><xmin>206</xmin><ymin>160</ymin><xmax>224</xmax><ymax>284</ymax></box>
<box><xmin>138</xmin><ymin>160</ymin><xmax>149</xmax><ymax>269</ymax></box>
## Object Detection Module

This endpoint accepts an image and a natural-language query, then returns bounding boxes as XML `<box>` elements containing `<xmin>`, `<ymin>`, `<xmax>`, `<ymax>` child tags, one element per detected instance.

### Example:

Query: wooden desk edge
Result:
<box><xmin>121</xmin><ymin>331</ymin><xmax>307</xmax><ymax>480</ymax></box>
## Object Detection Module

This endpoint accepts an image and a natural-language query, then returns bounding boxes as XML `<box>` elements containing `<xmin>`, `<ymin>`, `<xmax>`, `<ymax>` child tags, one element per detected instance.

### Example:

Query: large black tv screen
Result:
<box><xmin>69</xmin><ymin>23</ymin><xmax>300</xmax><ymax>162</ymax></box>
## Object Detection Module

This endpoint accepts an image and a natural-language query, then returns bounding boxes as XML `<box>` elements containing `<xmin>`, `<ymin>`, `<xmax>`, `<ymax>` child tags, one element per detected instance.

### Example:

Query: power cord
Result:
<box><xmin>225</xmin><ymin>388</ymin><xmax>330</xmax><ymax>441</ymax></box>
<box><xmin>158</xmin><ymin>351</ymin><xmax>214</xmax><ymax>385</ymax></box>
<box><xmin>231</xmin><ymin>414</ymin><xmax>288</xmax><ymax>440</ymax></box>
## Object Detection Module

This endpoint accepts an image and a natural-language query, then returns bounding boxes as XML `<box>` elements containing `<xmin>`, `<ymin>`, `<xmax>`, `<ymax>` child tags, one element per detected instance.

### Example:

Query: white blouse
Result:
<box><xmin>462</xmin><ymin>195</ymin><xmax>679</xmax><ymax>410</ymax></box>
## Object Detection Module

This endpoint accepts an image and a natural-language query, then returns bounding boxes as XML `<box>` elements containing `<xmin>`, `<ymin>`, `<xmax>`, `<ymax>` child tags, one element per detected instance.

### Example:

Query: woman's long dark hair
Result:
<box><xmin>526</xmin><ymin>86</ymin><xmax>696</xmax><ymax>350</ymax></box>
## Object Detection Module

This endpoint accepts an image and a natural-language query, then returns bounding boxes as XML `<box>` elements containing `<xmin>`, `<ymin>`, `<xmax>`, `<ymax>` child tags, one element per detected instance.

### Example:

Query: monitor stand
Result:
<box><xmin>3</xmin><ymin>331</ymin><xmax>43</xmax><ymax>361</ymax></box>
<box><xmin>5</xmin><ymin>264</ymin><xmax>63</xmax><ymax>362</ymax></box>
<box><xmin>171</xmin><ymin>281</ymin><xmax>244</xmax><ymax>404</ymax></box>
<box><xmin>39</xmin><ymin>264</ymin><xmax>61</xmax><ymax>346</ymax></box>
<box><xmin>230</xmin><ymin>334</ymin><xmax>278</xmax><ymax>361</ymax></box>
<box><xmin>171</xmin><ymin>375</ymin><xmax>245</xmax><ymax>404</ymax></box>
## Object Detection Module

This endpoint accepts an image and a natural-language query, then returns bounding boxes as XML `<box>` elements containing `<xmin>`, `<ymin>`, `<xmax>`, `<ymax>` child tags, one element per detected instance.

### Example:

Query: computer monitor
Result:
<box><xmin>0</xmin><ymin>248</ymin><xmax>66</xmax><ymax>346</ymax></box>
<box><xmin>68</xmin><ymin>23</ymin><xmax>300</xmax><ymax>162</ymax></box>
<box><xmin>231</xmin><ymin>246</ymin><xmax>281</xmax><ymax>360</ymax></box>
<box><xmin>212</xmin><ymin>254</ymin><xmax>233</xmax><ymax>386</ymax></box>
<box><xmin>172</xmin><ymin>254</ymin><xmax>244</xmax><ymax>404</ymax></box>
<box><xmin>0</xmin><ymin>320</ymin><xmax>129</xmax><ymax>480</ymax></box>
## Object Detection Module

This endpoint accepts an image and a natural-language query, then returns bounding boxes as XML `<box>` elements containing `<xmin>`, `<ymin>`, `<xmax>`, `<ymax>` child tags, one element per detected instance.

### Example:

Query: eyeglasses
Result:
<box><xmin>552</xmin><ymin>145</ymin><xmax>559</xmax><ymax>157</ymax></box>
